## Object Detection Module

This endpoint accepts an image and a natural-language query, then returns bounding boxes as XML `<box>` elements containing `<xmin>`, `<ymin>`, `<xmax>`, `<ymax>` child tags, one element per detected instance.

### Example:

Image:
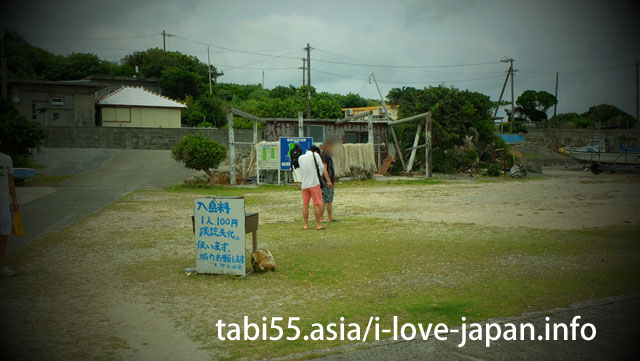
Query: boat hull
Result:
<box><xmin>569</xmin><ymin>151</ymin><xmax>640</xmax><ymax>165</ymax></box>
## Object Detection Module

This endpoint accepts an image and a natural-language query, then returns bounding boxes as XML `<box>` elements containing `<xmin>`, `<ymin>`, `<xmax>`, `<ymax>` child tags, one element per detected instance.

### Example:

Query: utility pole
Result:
<box><xmin>493</xmin><ymin>64</ymin><xmax>512</xmax><ymax>132</ymax></box>
<box><xmin>305</xmin><ymin>43</ymin><xmax>311</xmax><ymax>118</ymax></box>
<box><xmin>300</xmin><ymin>58</ymin><xmax>306</xmax><ymax>87</ymax></box>
<box><xmin>207</xmin><ymin>47</ymin><xmax>212</xmax><ymax>94</ymax></box>
<box><xmin>636</xmin><ymin>62</ymin><xmax>639</xmax><ymax>144</ymax></box>
<box><xmin>551</xmin><ymin>71</ymin><xmax>558</xmax><ymax>129</ymax></box>
<box><xmin>161</xmin><ymin>30</ymin><xmax>174</xmax><ymax>51</ymax></box>
<box><xmin>370</xmin><ymin>72</ymin><xmax>406</xmax><ymax>170</ymax></box>
<box><xmin>499</xmin><ymin>57</ymin><xmax>515</xmax><ymax>132</ymax></box>
<box><xmin>509</xmin><ymin>59</ymin><xmax>515</xmax><ymax>133</ymax></box>
<box><xmin>501</xmin><ymin>57</ymin><xmax>515</xmax><ymax>132</ymax></box>
<box><xmin>1</xmin><ymin>32</ymin><xmax>7</xmax><ymax>99</ymax></box>
<box><xmin>262</xmin><ymin>70</ymin><xmax>265</xmax><ymax>88</ymax></box>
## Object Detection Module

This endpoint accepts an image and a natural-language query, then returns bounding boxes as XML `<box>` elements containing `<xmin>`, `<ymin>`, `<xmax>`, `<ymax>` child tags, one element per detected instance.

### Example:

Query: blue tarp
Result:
<box><xmin>498</xmin><ymin>134</ymin><xmax>525</xmax><ymax>144</ymax></box>
<box><xmin>619</xmin><ymin>144</ymin><xmax>640</xmax><ymax>153</ymax></box>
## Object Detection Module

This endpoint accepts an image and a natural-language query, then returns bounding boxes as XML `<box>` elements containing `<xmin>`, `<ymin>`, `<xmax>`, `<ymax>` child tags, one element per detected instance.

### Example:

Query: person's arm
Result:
<box><xmin>322</xmin><ymin>162</ymin><xmax>332</xmax><ymax>188</ymax></box>
<box><xmin>315</xmin><ymin>153</ymin><xmax>324</xmax><ymax>178</ymax></box>
<box><xmin>8</xmin><ymin>174</ymin><xmax>18</xmax><ymax>211</ymax></box>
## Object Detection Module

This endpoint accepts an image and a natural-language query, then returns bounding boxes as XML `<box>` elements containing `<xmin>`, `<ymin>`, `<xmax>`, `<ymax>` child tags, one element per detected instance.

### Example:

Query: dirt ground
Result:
<box><xmin>253</xmin><ymin>169</ymin><xmax>640</xmax><ymax>230</ymax></box>
<box><xmin>1</xmin><ymin>169</ymin><xmax>638</xmax><ymax>360</ymax></box>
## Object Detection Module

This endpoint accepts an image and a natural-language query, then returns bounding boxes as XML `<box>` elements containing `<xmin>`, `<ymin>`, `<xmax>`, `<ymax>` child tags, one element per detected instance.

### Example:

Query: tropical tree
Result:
<box><xmin>514</xmin><ymin>90</ymin><xmax>557</xmax><ymax>123</ymax></box>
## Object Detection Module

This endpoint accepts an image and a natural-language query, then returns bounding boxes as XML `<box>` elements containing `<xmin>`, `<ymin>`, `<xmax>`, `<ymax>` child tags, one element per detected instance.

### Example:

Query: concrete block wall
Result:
<box><xmin>44</xmin><ymin>126</ymin><xmax>259</xmax><ymax>153</ymax></box>
<box><xmin>525</xmin><ymin>128</ymin><xmax>637</xmax><ymax>149</ymax></box>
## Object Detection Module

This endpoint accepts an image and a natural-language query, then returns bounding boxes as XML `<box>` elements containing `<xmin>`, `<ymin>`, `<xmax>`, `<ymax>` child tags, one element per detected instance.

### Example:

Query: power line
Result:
<box><xmin>20</xmin><ymin>32</ymin><xmax>158</xmax><ymax>41</ymax></box>
<box><xmin>220</xmin><ymin>48</ymin><xmax>301</xmax><ymax>72</ymax></box>
<box><xmin>169</xmin><ymin>33</ymin><xmax>303</xmax><ymax>58</ymax></box>
<box><xmin>313</xmin><ymin>68</ymin><xmax>504</xmax><ymax>85</ymax></box>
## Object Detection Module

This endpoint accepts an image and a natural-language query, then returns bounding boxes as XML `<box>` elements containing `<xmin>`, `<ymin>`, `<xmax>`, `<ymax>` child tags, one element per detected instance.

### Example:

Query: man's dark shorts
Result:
<box><xmin>322</xmin><ymin>186</ymin><xmax>334</xmax><ymax>203</ymax></box>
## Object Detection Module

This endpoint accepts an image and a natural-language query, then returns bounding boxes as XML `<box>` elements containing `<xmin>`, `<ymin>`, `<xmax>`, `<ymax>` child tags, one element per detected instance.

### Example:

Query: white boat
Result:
<box><xmin>561</xmin><ymin>134</ymin><xmax>640</xmax><ymax>165</ymax></box>
<box><xmin>567</xmin><ymin>148</ymin><xmax>640</xmax><ymax>165</ymax></box>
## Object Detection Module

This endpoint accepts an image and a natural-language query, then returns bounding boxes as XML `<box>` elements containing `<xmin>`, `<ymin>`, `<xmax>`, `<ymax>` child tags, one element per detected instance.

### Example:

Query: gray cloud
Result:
<box><xmin>1</xmin><ymin>0</ymin><xmax>638</xmax><ymax>117</ymax></box>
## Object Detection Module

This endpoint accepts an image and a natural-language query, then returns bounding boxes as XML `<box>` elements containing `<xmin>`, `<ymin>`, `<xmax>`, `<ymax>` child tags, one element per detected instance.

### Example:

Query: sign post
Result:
<box><xmin>194</xmin><ymin>196</ymin><xmax>246</xmax><ymax>276</ymax></box>
<box><xmin>279</xmin><ymin>137</ymin><xmax>313</xmax><ymax>170</ymax></box>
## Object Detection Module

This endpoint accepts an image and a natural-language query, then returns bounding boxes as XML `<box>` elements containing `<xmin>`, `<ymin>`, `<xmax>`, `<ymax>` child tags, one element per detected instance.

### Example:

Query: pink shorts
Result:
<box><xmin>302</xmin><ymin>185</ymin><xmax>323</xmax><ymax>205</ymax></box>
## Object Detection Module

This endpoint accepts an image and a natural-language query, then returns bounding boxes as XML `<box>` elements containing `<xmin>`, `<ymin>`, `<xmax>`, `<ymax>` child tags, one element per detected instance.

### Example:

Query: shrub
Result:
<box><xmin>0</xmin><ymin>98</ymin><xmax>46</xmax><ymax>167</ymax></box>
<box><xmin>487</xmin><ymin>164</ymin><xmax>502</xmax><ymax>177</ymax></box>
<box><xmin>171</xmin><ymin>135</ymin><xmax>227</xmax><ymax>184</ymax></box>
<box><xmin>197</xmin><ymin>121</ymin><xmax>214</xmax><ymax>128</ymax></box>
<box><xmin>432</xmin><ymin>149</ymin><xmax>478</xmax><ymax>174</ymax></box>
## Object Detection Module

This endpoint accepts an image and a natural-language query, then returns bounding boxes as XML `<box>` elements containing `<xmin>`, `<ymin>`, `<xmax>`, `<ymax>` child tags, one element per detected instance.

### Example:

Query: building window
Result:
<box><xmin>52</xmin><ymin>112</ymin><xmax>60</xmax><ymax>121</ymax></box>
<box><xmin>31</xmin><ymin>103</ymin><xmax>36</xmax><ymax>120</ymax></box>
<box><xmin>50</xmin><ymin>97</ymin><xmax>65</xmax><ymax>107</ymax></box>
<box><xmin>345</xmin><ymin>131</ymin><xmax>368</xmax><ymax>144</ymax></box>
<box><xmin>304</xmin><ymin>125</ymin><xmax>325</xmax><ymax>143</ymax></box>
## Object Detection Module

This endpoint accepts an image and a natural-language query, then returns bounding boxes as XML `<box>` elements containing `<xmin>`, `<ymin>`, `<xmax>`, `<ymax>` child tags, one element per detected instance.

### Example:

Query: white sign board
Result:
<box><xmin>194</xmin><ymin>196</ymin><xmax>246</xmax><ymax>276</ymax></box>
<box><xmin>256</xmin><ymin>141</ymin><xmax>280</xmax><ymax>170</ymax></box>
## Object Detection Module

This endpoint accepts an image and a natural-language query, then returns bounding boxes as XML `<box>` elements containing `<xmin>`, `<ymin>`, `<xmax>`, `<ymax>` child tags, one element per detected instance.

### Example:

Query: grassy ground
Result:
<box><xmin>2</xmin><ymin>176</ymin><xmax>640</xmax><ymax>360</ymax></box>
<box><xmin>23</xmin><ymin>172</ymin><xmax>74</xmax><ymax>186</ymax></box>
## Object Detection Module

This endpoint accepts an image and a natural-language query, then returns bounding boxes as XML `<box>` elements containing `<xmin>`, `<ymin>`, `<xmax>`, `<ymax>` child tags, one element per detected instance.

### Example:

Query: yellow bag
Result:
<box><xmin>12</xmin><ymin>211</ymin><xmax>24</xmax><ymax>237</ymax></box>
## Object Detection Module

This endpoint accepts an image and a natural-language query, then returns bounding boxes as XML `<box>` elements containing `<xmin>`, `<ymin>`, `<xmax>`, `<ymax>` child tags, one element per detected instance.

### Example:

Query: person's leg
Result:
<box><xmin>324</xmin><ymin>187</ymin><xmax>336</xmax><ymax>221</ymax></box>
<box><xmin>0</xmin><ymin>205</ymin><xmax>16</xmax><ymax>275</ymax></box>
<box><xmin>0</xmin><ymin>234</ymin><xmax>7</xmax><ymax>269</ymax></box>
<box><xmin>302</xmin><ymin>203</ymin><xmax>310</xmax><ymax>229</ymax></box>
<box><xmin>326</xmin><ymin>202</ymin><xmax>334</xmax><ymax>221</ymax></box>
<box><xmin>313</xmin><ymin>204</ymin><xmax>323</xmax><ymax>229</ymax></box>
<box><xmin>302</xmin><ymin>188</ymin><xmax>311</xmax><ymax>230</ymax></box>
<box><xmin>310</xmin><ymin>186</ymin><xmax>324</xmax><ymax>230</ymax></box>
<box><xmin>319</xmin><ymin>202</ymin><xmax>326</xmax><ymax>222</ymax></box>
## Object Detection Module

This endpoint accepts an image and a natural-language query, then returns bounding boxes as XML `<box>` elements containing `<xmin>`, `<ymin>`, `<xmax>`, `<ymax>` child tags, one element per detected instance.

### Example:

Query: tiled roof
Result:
<box><xmin>97</xmin><ymin>86</ymin><xmax>186</xmax><ymax>108</ymax></box>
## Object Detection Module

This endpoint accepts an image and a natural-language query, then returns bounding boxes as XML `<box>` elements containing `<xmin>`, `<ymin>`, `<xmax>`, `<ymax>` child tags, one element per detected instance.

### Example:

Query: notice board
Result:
<box><xmin>279</xmin><ymin>137</ymin><xmax>313</xmax><ymax>170</ymax></box>
<box><xmin>194</xmin><ymin>196</ymin><xmax>246</xmax><ymax>276</ymax></box>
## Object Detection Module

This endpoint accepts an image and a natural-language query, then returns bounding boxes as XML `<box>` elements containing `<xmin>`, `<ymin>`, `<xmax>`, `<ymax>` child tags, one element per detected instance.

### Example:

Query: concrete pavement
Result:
<box><xmin>9</xmin><ymin>148</ymin><xmax>199</xmax><ymax>251</ymax></box>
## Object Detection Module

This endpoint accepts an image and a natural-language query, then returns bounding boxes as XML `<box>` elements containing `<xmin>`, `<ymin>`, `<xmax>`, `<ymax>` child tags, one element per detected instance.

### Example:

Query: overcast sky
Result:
<box><xmin>2</xmin><ymin>0</ymin><xmax>638</xmax><ymax>118</ymax></box>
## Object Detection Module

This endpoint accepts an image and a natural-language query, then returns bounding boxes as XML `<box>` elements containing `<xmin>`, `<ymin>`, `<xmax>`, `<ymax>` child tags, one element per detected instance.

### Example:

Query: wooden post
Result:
<box><xmin>242</xmin><ymin>158</ymin><xmax>247</xmax><ymax>181</ymax></box>
<box><xmin>510</xmin><ymin>59</ymin><xmax>515</xmax><ymax>133</ymax></box>
<box><xmin>1</xmin><ymin>34</ymin><xmax>7</xmax><ymax>99</ymax></box>
<box><xmin>389</xmin><ymin>126</ymin><xmax>406</xmax><ymax>170</ymax></box>
<box><xmin>227</xmin><ymin>112</ymin><xmax>236</xmax><ymax>185</ymax></box>
<box><xmin>298</xmin><ymin>111</ymin><xmax>304</xmax><ymax>137</ymax></box>
<box><xmin>636</xmin><ymin>62</ymin><xmax>639</xmax><ymax>145</ymax></box>
<box><xmin>493</xmin><ymin>65</ymin><xmax>511</xmax><ymax>118</ymax></box>
<box><xmin>367</xmin><ymin>113</ymin><xmax>374</xmax><ymax>144</ymax></box>
<box><xmin>552</xmin><ymin>71</ymin><xmax>558</xmax><ymax>129</ymax></box>
<box><xmin>406</xmin><ymin>122</ymin><xmax>423</xmax><ymax>172</ymax></box>
<box><xmin>307</xmin><ymin>43</ymin><xmax>311</xmax><ymax>109</ymax></box>
<box><xmin>425</xmin><ymin>113</ymin><xmax>432</xmax><ymax>178</ymax></box>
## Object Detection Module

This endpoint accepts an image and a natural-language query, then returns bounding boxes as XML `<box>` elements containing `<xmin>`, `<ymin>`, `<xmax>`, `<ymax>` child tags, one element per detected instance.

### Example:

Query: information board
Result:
<box><xmin>256</xmin><ymin>141</ymin><xmax>280</xmax><ymax>170</ymax></box>
<box><xmin>194</xmin><ymin>196</ymin><xmax>246</xmax><ymax>276</ymax></box>
<box><xmin>279</xmin><ymin>137</ymin><xmax>313</xmax><ymax>170</ymax></box>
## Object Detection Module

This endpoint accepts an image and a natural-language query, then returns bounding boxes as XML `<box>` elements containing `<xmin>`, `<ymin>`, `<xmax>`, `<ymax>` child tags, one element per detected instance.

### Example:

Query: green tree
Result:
<box><xmin>123</xmin><ymin>48</ymin><xmax>209</xmax><ymax>79</ymax></box>
<box><xmin>514</xmin><ymin>90</ymin><xmax>557</xmax><ymax>123</ymax></box>
<box><xmin>160</xmin><ymin>67</ymin><xmax>201</xmax><ymax>99</ymax></box>
<box><xmin>171</xmin><ymin>135</ymin><xmax>227</xmax><ymax>184</ymax></box>
<box><xmin>341</xmin><ymin>93</ymin><xmax>369</xmax><ymax>108</ymax></box>
<box><xmin>63</xmin><ymin>53</ymin><xmax>114</xmax><ymax>79</ymax></box>
<box><xmin>269</xmin><ymin>85</ymin><xmax>297</xmax><ymax>100</ymax></box>
<box><xmin>0</xmin><ymin>98</ymin><xmax>46</xmax><ymax>167</ymax></box>
<box><xmin>387</xmin><ymin>85</ymin><xmax>496</xmax><ymax>173</ymax></box>
<box><xmin>581</xmin><ymin>104</ymin><xmax>635</xmax><ymax>129</ymax></box>
<box><xmin>311</xmin><ymin>98</ymin><xmax>343</xmax><ymax>119</ymax></box>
